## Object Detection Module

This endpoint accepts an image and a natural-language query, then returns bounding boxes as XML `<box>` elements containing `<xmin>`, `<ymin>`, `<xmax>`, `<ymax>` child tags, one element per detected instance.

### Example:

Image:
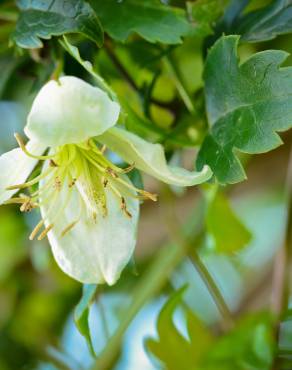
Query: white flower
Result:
<box><xmin>0</xmin><ymin>76</ymin><xmax>212</xmax><ymax>284</ymax></box>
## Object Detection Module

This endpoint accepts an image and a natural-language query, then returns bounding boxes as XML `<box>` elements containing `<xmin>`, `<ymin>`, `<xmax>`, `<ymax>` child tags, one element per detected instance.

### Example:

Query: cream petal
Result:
<box><xmin>40</xmin><ymin>175</ymin><xmax>139</xmax><ymax>284</ymax></box>
<box><xmin>0</xmin><ymin>140</ymin><xmax>46</xmax><ymax>204</ymax></box>
<box><xmin>25</xmin><ymin>76</ymin><xmax>120</xmax><ymax>147</ymax></box>
<box><xmin>98</xmin><ymin>127</ymin><xmax>213</xmax><ymax>186</ymax></box>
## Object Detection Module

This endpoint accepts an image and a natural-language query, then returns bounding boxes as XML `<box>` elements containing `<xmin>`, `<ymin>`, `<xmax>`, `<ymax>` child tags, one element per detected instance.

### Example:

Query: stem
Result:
<box><xmin>188</xmin><ymin>249</ymin><xmax>234</xmax><ymax>331</ymax></box>
<box><xmin>104</xmin><ymin>42</ymin><xmax>180</xmax><ymax>111</ymax></box>
<box><xmin>161</xmin><ymin>186</ymin><xmax>234</xmax><ymax>331</ymax></box>
<box><xmin>163</xmin><ymin>56</ymin><xmax>196</xmax><ymax>115</ymax></box>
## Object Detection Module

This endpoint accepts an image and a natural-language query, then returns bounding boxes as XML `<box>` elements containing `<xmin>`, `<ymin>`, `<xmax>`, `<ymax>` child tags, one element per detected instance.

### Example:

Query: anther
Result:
<box><xmin>102</xmin><ymin>177</ymin><xmax>108</xmax><ymax>188</ymax></box>
<box><xmin>37</xmin><ymin>224</ymin><xmax>54</xmax><ymax>241</ymax></box>
<box><xmin>29</xmin><ymin>220</ymin><xmax>45</xmax><ymax>240</ymax></box>
<box><xmin>121</xmin><ymin>197</ymin><xmax>132</xmax><ymax>218</ymax></box>
<box><xmin>49</xmin><ymin>159</ymin><xmax>58</xmax><ymax>167</ymax></box>
<box><xmin>54</xmin><ymin>176</ymin><xmax>62</xmax><ymax>190</ymax></box>
<box><xmin>68</xmin><ymin>178</ymin><xmax>77</xmax><ymax>188</ymax></box>
<box><xmin>140</xmin><ymin>190</ymin><xmax>158</xmax><ymax>202</ymax></box>
<box><xmin>20</xmin><ymin>199</ymin><xmax>36</xmax><ymax>212</ymax></box>
<box><xmin>61</xmin><ymin>220</ymin><xmax>79</xmax><ymax>237</ymax></box>
<box><xmin>106</xmin><ymin>167</ymin><xmax>118</xmax><ymax>178</ymax></box>
<box><xmin>121</xmin><ymin>163</ymin><xmax>135</xmax><ymax>174</ymax></box>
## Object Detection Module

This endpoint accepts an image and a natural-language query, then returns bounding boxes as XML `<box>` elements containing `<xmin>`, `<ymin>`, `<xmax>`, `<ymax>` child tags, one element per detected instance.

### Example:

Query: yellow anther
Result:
<box><xmin>49</xmin><ymin>159</ymin><xmax>58</xmax><ymax>167</ymax></box>
<box><xmin>37</xmin><ymin>224</ymin><xmax>54</xmax><ymax>241</ymax></box>
<box><xmin>106</xmin><ymin>167</ymin><xmax>118</xmax><ymax>178</ymax></box>
<box><xmin>20</xmin><ymin>199</ymin><xmax>36</xmax><ymax>212</ymax></box>
<box><xmin>29</xmin><ymin>220</ymin><xmax>45</xmax><ymax>240</ymax></box>
<box><xmin>121</xmin><ymin>197</ymin><xmax>132</xmax><ymax>218</ymax></box>
<box><xmin>68</xmin><ymin>178</ymin><xmax>77</xmax><ymax>188</ymax></box>
<box><xmin>61</xmin><ymin>220</ymin><xmax>79</xmax><ymax>237</ymax></box>
<box><xmin>120</xmin><ymin>163</ymin><xmax>135</xmax><ymax>174</ymax></box>
<box><xmin>54</xmin><ymin>176</ymin><xmax>62</xmax><ymax>190</ymax></box>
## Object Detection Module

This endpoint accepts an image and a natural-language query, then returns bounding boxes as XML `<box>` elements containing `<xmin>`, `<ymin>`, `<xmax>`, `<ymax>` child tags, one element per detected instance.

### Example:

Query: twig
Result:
<box><xmin>161</xmin><ymin>186</ymin><xmax>234</xmax><ymax>331</ymax></box>
<box><xmin>104</xmin><ymin>41</ymin><xmax>181</xmax><ymax>111</ymax></box>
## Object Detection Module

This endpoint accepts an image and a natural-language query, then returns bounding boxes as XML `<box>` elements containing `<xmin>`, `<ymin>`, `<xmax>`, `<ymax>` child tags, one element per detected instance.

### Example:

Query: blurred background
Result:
<box><xmin>0</xmin><ymin>0</ymin><xmax>292</xmax><ymax>369</ymax></box>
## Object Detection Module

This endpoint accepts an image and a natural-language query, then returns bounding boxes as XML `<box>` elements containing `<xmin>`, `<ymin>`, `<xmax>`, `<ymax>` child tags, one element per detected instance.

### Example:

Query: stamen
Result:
<box><xmin>20</xmin><ymin>198</ymin><xmax>37</xmax><ymax>212</ymax></box>
<box><xmin>100</xmin><ymin>145</ymin><xmax>107</xmax><ymax>154</ymax></box>
<box><xmin>106</xmin><ymin>167</ymin><xmax>118</xmax><ymax>178</ymax></box>
<box><xmin>120</xmin><ymin>163</ymin><xmax>135</xmax><ymax>174</ymax></box>
<box><xmin>49</xmin><ymin>159</ymin><xmax>58</xmax><ymax>167</ymax></box>
<box><xmin>37</xmin><ymin>224</ymin><xmax>54</xmax><ymax>240</ymax></box>
<box><xmin>102</xmin><ymin>177</ymin><xmax>108</xmax><ymax>188</ymax></box>
<box><xmin>4</xmin><ymin>197</ymin><xmax>30</xmax><ymax>205</ymax></box>
<box><xmin>108</xmin><ymin>182</ymin><xmax>132</xmax><ymax>218</ymax></box>
<box><xmin>14</xmin><ymin>133</ymin><xmax>56</xmax><ymax>160</ymax></box>
<box><xmin>29</xmin><ymin>220</ymin><xmax>45</xmax><ymax>240</ymax></box>
<box><xmin>121</xmin><ymin>197</ymin><xmax>132</xmax><ymax>218</ymax></box>
<box><xmin>61</xmin><ymin>220</ymin><xmax>79</xmax><ymax>237</ymax></box>
<box><xmin>113</xmin><ymin>176</ymin><xmax>158</xmax><ymax>201</ymax></box>
<box><xmin>68</xmin><ymin>178</ymin><xmax>77</xmax><ymax>188</ymax></box>
<box><xmin>54</xmin><ymin>176</ymin><xmax>62</xmax><ymax>190</ymax></box>
<box><xmin>6</xmin><ymin>167</ymin><xmax>54</xmax><ymax>190</ymax></box>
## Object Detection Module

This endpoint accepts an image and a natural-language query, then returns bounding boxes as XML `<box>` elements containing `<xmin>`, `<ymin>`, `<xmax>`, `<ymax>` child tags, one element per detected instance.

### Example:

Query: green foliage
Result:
<box><xmin>1</xmin><ymin>1</ymin><xmax>292</xmax><ymax>368</ymax></box>
<box><xmin>197</xmin><ymin>35</ymin><xmax>292</xmax><ymax>184</ymax></box>
<box><xmin>204</xmin><ymin>313</ymin><xmax>275</xmax><ymax>370</ymax></box>
<box><xmin>89</xmin><ymin>0</ymin><xmax>191</xmax><ymax>44</ymax></box>
<box><xmin>186</xmin><ymin>0</ymin><xmax>228</xmax><ymax>38</ymax></box>
<box><xmin>74</xmin><ymin>284</ymin><xmax>97</xmax><ymax>357</ymax></box>
<box><xmin>13</xmin><ymin>0</ymin><xmax>103</xmax><ymax>48</ymax></box>
<box><xmin>238</xmin><ymin>0</ymin><xmax>292</xmax><ymax>43</ymax></box>
<box><xmin>147</xmin><ymin>288</ymin><xmax>275</xmax><ymax>370</ymax></box>
<box><xmin>206</xmin><ymin>188</ymin><xmax>252</xmax><ymax>253</ymax></box>
<box><xmin>145</xmin><ymin>286</ymin><xmax>213</xmax><ymax>370</ymax></box>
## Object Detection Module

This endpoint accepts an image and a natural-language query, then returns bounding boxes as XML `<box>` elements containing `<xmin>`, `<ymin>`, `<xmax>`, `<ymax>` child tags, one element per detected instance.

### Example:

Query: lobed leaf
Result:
<box><xmin>89</xmin><ymin>0</ymin><xmax>191</xmax><ymax>44</ymax></box>
<box><xmin>13</xmin><ymin>0</ymin><xmax>103</xmax><ymax>48</ymax></box>
<box><xmin>206</xmin><ymin>190</ymin><xmax>252</xmax><ymax>253</ymax></box>
<box><xmin>197</xmin><ymin>35</ymin><xmax>292</xmax><ymax>184</ymax></box>
<box><xmin>238</xmin><ymin>0</ymin><xmax>292</xmax><ymax>43</ymax></box>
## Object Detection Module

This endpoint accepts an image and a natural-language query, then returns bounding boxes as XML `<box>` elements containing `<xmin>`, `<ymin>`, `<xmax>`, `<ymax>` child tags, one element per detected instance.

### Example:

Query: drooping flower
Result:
<box><xmin>0</xmin><ymin>76</ymin><xmax>212</xmax><ymax>284</ymax></box>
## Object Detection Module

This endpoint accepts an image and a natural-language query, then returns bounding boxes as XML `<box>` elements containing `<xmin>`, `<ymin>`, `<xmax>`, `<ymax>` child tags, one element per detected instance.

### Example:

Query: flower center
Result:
<box><xmin>5</xmin><ymin>135</ymin><xmax>157</xmax><ymax>241</ymax></box>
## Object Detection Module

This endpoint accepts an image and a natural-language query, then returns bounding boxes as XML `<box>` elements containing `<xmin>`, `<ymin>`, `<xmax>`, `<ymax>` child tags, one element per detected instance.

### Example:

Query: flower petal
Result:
<box><xmin>25</xmin><ymin>76</ymin><xmax>120</xmax><ymax>147</ymax></box>
<box><xmin>98</xmin><ymin>127</ymin><xmax>213</xmax><ymax>186</ymax></box>
<box><xmin>0</xmin><ymin>140</ymin><xmax>46</xmax><ymax>204</ymax></box>
<box><xmin>40</xmin><ymin>175</ymin><xmax>139</xmax><ymax>284</ymax></box>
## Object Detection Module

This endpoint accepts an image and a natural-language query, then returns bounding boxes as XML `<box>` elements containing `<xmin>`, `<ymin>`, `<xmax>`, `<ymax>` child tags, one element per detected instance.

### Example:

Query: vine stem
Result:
<box><xmin>104</xmin><ymin>41</ymin><xmax>183</xmax><ymax>111</ymax></box>
<box><xmin>188</xmin><ymin>248</ymin><xmax>234</xmax><ymax>331</ymax></box>
<box><xmin>161</xmin><ymin>186</ymin><xmax>234</xmax><ymax>331</ymax></box>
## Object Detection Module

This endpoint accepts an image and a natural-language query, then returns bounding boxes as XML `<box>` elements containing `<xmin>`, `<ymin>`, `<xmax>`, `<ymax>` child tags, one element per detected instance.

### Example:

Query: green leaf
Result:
<box><xmin>89</xmin><ymin>0</ymin><xmax>191</xmax><ymax>44</ymax></box>
<box><xmin>13</xmin><ymin>0</ymin><xmax>103</xmax><ymax>49</ymax></box>
<box><xmin>203</xmin><ymin>313</ymin><xmax>275</xmax><ymax>370</ymax></box>
<box><xmin>145</xmin><ymin>286</ymin><xmax>213</xmax><ymax>370</ymax></box>
<box><xmin>186</xmin><ymin>0</ymin><xmax>228</xmax><ymax>38</ymax></box>
<box><xmin>123</xmin><ymin>101</ymin><xmax>165</xmax><ymax>143</ymax></box>
<box><xmin>197</xmin><ymin>35</ymin><xmax>292</xmax><ymax>184</ymax></box>
<box><xmin>206</xmin><ymin>189</ymin><xmax>252</xmax><ymax>253</ymax></box>
<box><xmin>60</xmin><ymin>37</ymin><xmax>117</xmax><ymax>101</ymax></box>
<box><xmin>74</xmin><ymin>284</ymin><xmax>97</xmax><ymax>357</ymax></box>
<box><xmin>238</xmin><ymin>0</ymin><xmax>292</xmax><ymax>43</ymax></box>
